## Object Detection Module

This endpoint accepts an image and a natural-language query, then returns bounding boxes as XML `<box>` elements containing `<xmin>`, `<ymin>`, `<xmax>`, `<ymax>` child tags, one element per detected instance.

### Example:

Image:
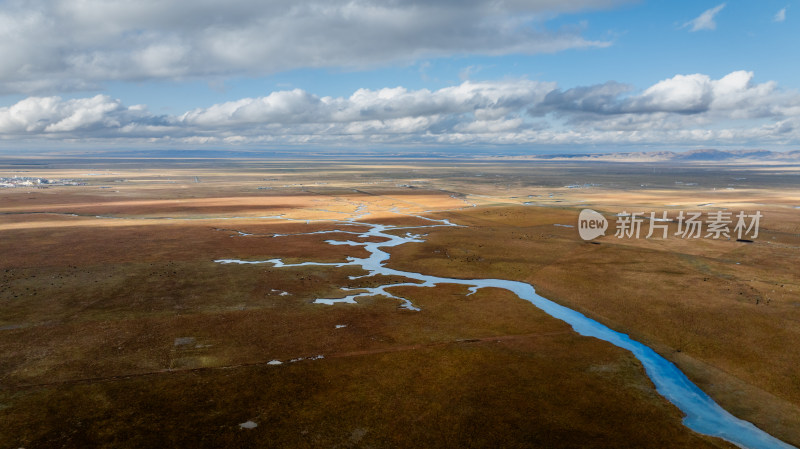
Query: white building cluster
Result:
<box><xmin>0</xmin><ymin>176</ymin><xmax>85</xmax><ymax>188</ymax></box>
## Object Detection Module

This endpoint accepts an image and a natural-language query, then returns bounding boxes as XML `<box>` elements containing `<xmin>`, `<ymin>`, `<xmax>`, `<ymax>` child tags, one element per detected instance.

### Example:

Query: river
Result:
<box><xmin>216</xmin><ymin>216</ymin><xmax>795</xmax><ymax>449</ymax></box>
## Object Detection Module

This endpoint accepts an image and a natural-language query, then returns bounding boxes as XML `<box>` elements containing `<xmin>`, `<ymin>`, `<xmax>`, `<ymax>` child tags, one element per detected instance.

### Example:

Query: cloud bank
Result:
<box><xmin>0</xmin><ymin>0</ymin><xmax>626</xmax><ymax>95</ymax></box>
<box><xmin>2</xmin><ymin>71</ymin><xmax>798</xmax><ymax>148</ymax></box>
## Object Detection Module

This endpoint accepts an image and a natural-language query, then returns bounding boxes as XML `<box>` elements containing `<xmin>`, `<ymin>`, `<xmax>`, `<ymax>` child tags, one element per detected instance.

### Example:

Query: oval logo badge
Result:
<box><xmin>578</xmin><ymin>209</ymin><xmax>608</xmax><ymax>241</ymax></box>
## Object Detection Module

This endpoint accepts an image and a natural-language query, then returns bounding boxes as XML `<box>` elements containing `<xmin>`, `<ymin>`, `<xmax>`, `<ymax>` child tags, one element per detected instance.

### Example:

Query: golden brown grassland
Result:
<box><xmin>0</xmin><ymin>156</ymin><xmax>797</xmax><ymax>447</ymax></box>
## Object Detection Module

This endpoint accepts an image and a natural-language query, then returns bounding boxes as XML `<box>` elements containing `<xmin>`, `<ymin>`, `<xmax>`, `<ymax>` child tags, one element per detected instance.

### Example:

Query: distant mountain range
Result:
<box><xmin>498</xmin><ymin>149</ymin><xmax>800</xmax><ymax>163</ymax></box>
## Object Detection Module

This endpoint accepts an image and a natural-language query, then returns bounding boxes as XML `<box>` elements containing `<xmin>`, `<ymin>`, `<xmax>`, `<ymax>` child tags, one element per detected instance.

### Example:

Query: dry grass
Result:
<box><xmin>1</xmin><ymin>158</ymin><xmax>796</xmax><ymax>447</ymax></box>
<box><xmin>388</xmin><ymin>203</ymin><xmax>800</xmax><ymax>445</ymax></box>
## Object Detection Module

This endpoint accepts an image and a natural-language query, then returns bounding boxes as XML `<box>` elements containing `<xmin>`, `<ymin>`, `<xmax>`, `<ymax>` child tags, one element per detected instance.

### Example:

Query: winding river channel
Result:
<box><xmin>216</xmin><ymin>216</ymin><xmax>795</xmax><ymax>449</ymax></box>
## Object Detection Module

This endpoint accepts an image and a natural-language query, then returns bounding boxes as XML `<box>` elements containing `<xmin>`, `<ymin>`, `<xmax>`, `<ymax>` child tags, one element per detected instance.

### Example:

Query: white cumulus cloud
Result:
<box><xmin>0</xmin><ymin>95</ymin><xmax>171</xmax><ymax>137</ymax></box>
<box><xmin>1</xmin><ymin>72</ymin><xmax>799</xmax><ymax>148</ymax></box>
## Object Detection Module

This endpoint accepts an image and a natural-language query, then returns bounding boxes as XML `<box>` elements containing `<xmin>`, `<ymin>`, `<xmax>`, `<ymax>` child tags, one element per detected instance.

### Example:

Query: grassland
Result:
<box><xmin>0</xmin><ymin>155</ymin><xmax>797</xmax><ymax>447</ymax></box>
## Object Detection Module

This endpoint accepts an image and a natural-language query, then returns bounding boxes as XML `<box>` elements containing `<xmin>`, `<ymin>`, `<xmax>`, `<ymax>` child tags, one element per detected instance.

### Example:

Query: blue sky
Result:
<box><xmin>0</xmin><ymin>0</ymin><xmax>798</xmax><ymax>152</ymax></box>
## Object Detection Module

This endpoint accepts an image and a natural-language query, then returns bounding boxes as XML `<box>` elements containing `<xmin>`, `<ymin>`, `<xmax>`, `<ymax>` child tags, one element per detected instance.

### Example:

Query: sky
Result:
<box><xmin>0</xmin><ymin>0</ymin><xmax>798</xmax><ymax>153</ymax></box>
